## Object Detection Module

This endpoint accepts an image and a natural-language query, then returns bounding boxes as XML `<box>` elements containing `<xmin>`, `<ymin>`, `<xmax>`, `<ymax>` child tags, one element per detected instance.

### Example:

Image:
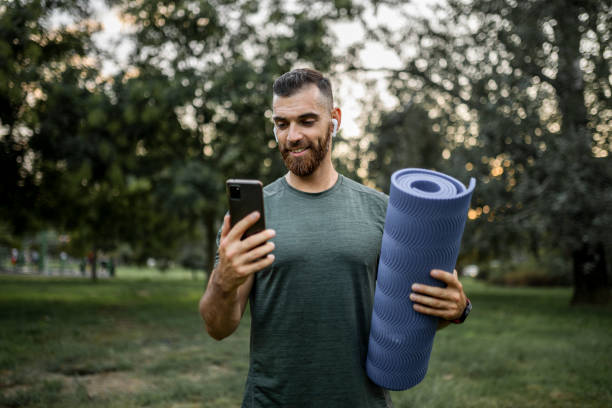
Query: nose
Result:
<box><xmin>287</xmin><ymin>123</ymin><xmax>303</xmax><ymax>142</ymax></box>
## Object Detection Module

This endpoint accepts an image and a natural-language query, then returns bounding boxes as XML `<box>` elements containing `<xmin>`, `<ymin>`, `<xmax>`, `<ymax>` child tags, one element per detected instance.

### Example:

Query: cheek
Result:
<box><xmin>311</xmin><ymin>124</ymin><xmax>330</xmax><ymax>140</ymax></box>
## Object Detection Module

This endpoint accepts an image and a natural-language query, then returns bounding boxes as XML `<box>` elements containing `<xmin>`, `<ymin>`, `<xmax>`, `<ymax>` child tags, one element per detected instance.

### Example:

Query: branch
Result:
<box><xmin>346</xmin><ymin>64</ymin><xmax>473</xmax><ymax>108</ymax></box>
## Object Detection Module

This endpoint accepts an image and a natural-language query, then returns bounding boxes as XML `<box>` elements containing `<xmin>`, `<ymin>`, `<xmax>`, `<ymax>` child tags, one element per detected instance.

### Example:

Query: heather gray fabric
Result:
<box><xmin>236</xmin><ymin>175</ymin><xmax>392</xmax><ymax>407</ymax></box>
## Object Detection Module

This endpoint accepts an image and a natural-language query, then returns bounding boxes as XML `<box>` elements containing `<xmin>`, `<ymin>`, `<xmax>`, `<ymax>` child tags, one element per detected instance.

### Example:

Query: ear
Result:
<box><xmin>331</xmin><ymin>107</ymin><xmax>341</xmax><ymax>138</ymax></box>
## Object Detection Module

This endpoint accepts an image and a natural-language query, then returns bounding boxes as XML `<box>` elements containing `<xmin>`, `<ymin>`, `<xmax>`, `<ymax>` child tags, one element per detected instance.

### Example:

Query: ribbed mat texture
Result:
<box><xmin>366</xmin><ymin>168</ymin><xmax>476</xmax><ymax>390</ymax></box>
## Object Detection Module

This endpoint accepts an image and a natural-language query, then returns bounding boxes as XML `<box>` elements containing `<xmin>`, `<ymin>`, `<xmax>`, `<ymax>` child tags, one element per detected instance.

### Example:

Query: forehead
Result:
<box><xmin>272</xmin><ymin>85</ymin><xmax>329</xmax><ymax>119</ymax></box>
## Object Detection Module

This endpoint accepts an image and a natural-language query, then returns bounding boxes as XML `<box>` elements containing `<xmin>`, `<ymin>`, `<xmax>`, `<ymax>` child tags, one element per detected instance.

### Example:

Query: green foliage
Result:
<box><xmin>1</xmin><ymin>0</ymin><xmax>371</xmax><ymax>270</ymax></box>
<box><xmin>360</xmin><ymin>0</ymin><xmax>611</xmax><ymax>297</ymax></box>
<box><xmin>0</xmin><ymin>0</ymin><xmax>96</xmax><ymax>235</ymax></box>
<box><xmin>1</xmin><ymin>1</ymin><xmax>197</xmax><ymax>265</ymax></box>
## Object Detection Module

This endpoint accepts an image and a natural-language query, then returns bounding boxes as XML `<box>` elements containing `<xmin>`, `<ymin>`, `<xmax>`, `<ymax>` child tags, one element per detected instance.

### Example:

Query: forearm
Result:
<box><xmin>199</xmin><ymin>213</ymin><xmax>273</xmax><ymax>340</ymax></box>
<box><xmin>199</xmin><ymin>269</ymin><xmax>243</xmax><ymax>340</ymax></box>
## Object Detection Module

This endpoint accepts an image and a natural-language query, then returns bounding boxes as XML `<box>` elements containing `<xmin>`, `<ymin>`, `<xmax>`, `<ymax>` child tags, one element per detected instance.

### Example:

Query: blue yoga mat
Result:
<box><xmin>366</xmin><ymin>168</ymin><xmax>475</xmax><ymax>390</ymax></box>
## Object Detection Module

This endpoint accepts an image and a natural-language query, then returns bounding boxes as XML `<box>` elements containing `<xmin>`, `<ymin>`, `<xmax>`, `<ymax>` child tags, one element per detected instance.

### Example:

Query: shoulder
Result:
<box><xmin>340</xmin><ymin>176</ymin><xmax>388</xmax><ymax>205</ymax></box>
<box><xmin>339</xmin><ymin>175</ymin><xmax>388</xmax><ymax>216</ymax></box>
<box><xmin>263</xmin><ymin>177</ymin><xmax>286</xmax><ymax>198</ymax></box>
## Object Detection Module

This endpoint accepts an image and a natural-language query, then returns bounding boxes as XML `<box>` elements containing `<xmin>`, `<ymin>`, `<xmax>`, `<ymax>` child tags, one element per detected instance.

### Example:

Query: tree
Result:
<box><xmin>31</xmin><ymin>62</ymin><xmax>199</xmax><ymax>278</ymax></box>
<box><xmin>0</xmin><ymin>0</ymin><xmax>96</xmax><ymax>236</ymax></box>
<box><xmin>0</xmin><ymin>1</ymin><xmax>207</xmax><ymax>279</ymax></box>
<box><xmin>360</xmin><ymin>0</ymin><xmax>611</xmax><ymax>303</ymax></box>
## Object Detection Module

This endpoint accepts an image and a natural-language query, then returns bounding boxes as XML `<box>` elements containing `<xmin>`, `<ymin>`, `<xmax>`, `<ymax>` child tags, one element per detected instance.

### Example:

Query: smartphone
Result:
<box><xmin>226</xmin><ymin>179</ymin><xmax>266</xmax><ymax>240</ymax></box>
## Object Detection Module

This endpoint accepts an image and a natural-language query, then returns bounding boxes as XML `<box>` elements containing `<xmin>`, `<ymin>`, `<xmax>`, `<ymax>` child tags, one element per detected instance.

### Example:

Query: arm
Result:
<box><xmin>199</xmin><ymin>212</ymin><xmax>276</xmax><ymax>340</ymax></box>
<box><xmin>410</xmin><ymin>269</ymin><xmax>468</xmax><ymax>331</ymax></box>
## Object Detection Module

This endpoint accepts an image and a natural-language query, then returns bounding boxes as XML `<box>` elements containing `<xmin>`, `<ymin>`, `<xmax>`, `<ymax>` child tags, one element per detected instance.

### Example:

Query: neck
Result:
<box><xmin>285</xmin><ymin>157</ymin><xmax>338</xmax><ymax>193</ymax></box>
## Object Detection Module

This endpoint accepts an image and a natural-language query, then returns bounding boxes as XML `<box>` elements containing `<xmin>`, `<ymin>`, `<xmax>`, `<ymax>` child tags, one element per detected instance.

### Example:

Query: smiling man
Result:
<box><xmin>199</xmin><ymin>68</ymin><xmax>470</xmax><ymax>407</ymax></box>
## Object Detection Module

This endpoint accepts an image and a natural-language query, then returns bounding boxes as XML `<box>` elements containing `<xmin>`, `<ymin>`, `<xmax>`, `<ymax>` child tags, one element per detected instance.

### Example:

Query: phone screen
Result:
<box><xmin>226</xmin><ymin>179</ymin><xmax>266</xmax><ymax>239</ymax></box>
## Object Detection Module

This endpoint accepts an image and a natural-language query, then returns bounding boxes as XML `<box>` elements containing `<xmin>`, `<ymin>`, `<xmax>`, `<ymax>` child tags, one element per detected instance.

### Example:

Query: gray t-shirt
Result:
<box><xmin>236</xmin><ymin>175</ymin><xmax>391</xmax><ymax>407</ymax></box>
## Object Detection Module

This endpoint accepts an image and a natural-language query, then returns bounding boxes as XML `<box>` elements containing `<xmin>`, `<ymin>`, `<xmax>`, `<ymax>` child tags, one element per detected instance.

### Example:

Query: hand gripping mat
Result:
<box><xmin>366</xmin><ymin>168</ymin><xmax>475</xmax><ymax>390</ymax></box>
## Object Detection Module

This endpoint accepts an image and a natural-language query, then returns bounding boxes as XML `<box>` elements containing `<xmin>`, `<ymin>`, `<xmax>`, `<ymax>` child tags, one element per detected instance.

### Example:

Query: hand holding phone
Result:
<box><xmin>210</xmin><ymin>180</ymin><xmax>274</xmax><ymax>296</ymax></box>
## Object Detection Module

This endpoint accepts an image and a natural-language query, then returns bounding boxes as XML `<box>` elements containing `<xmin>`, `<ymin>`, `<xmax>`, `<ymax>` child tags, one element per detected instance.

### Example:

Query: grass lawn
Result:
<box><xmin>0</xmin><ymin>272</ymin><xmax>610</xmax><ymax>407</ymax></box>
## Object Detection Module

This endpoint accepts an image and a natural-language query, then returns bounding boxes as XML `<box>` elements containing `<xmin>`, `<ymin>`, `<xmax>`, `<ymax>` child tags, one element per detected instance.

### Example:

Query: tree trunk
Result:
<box><xmin>553</xmin><ymin>6</ymin><xmax>609</xmax><ymax>304</ymax></box>
<box><xmin>571</xmin><ymin>242</ymin><xmax>610</xmax><ymax>304</ymax></box>
<box><xmin>554</xmin><ymin>5</ymin><xmax>590</xmax><ymax>155</ymax></box>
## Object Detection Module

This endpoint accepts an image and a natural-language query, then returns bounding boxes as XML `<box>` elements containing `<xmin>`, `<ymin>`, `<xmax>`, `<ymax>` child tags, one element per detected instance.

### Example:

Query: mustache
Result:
<box><xmin>283</xmin><ymin>140</ymin><xmax>311</xmax><ymax>150</ymax></box>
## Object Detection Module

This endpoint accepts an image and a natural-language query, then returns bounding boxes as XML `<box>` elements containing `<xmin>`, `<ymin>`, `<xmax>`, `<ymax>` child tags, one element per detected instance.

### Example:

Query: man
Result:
<box><xmin>199</xmin><ymin>68</ymin><xmax>469</xmax><ymax>407</ymax></box>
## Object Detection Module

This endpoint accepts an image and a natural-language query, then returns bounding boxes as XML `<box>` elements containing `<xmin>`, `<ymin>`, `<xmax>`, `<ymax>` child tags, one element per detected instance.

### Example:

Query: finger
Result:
<box><xmin>411</xmin><ymin>283</ymin><xmax>451</xmax><ymax>299</ymax></box>
<box><xmin>409</xmin><ymin>292</ymin><xmax>454</xmax><ymax>310</ymax></box>
<box><xmin>240</xmin><ymin>229</ymin><xmax>276</xmax><ymax>253</ymax></box>
<box><xmin>241</xmin><ymin>241</ymin><xmax>275</xmax><ymax>263</ymax></box>
<box><xmin>220</xmin><ymin>214</ymin><xmax>231</xmax><ymax>240</ymax></box>
<box><xmin>227</xmin><ymin>211</ymin><xmax>260</xmax><ymax>242</ymax></box>
<box><xmin>240</xmin><ymin>254</ymin><xmax>275</xmax><ymax>275</ymax></box>
<box><xmin>412</xmin><ymin>303</ymin><xmax>447</xmax><ymax>318</ymax></box>
<box><xmin>430</xmin><ymin>269</ymin><xmax>459</xmax><ymax>286</ymax></box>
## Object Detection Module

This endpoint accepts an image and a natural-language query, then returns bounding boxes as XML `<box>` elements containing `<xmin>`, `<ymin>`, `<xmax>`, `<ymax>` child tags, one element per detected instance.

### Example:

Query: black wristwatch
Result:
<box><xmin>451</xmin><ymin>298</ymin><xmax>472</xmax><ymax>324</ymax></box>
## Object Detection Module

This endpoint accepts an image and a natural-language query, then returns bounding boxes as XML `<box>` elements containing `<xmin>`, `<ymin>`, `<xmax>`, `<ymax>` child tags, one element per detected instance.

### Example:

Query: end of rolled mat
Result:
<box><xmin>391</xmin><ymin>168</ymin><xmax>476</xmax><ymax>199</ymax></box>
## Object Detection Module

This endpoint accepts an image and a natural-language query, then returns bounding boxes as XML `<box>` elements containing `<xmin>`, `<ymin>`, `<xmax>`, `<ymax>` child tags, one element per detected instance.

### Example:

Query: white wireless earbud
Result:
<box><xmin>273</xmin><ymin>127</ymin><xmax>278</xmax><ymax>143</ymax></box>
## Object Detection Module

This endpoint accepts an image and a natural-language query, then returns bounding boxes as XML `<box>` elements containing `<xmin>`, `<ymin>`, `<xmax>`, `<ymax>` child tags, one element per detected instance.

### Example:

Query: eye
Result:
<box><xmin>302</xmin><ymin>119</ymin><xmax>316</xmax><ymax>126</ymax></box>
<box><xmin>276</xmin><ymin>122</ymin><xmax>288</xmax><ymax>129</ymax></box>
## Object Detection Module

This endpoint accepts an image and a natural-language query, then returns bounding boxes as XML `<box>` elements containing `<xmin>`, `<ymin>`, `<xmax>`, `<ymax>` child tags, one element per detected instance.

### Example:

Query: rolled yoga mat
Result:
<box><xmin>366</xmin><ymin>168</ymin><xmax>476</xmax><ymax>390</ymax></box>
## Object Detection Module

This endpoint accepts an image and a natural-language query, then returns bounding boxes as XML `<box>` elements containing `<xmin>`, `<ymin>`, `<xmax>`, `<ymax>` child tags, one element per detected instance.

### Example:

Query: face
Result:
<box><xmin>272</xmin><ymin>85</ymin><xmax>334</xmax><ymax>177</ymax></box>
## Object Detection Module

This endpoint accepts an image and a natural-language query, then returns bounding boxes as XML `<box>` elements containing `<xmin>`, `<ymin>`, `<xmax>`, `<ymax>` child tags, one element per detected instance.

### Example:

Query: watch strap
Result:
<box><xmin>451</xmin><ymin>297</ymin><xmax>471</xmax><ymax>324</ymax></box>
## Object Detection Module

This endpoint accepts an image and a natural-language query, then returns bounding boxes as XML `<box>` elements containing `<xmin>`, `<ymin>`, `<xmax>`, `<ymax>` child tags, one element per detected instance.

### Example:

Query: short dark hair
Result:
<box><xmin>273</xmin><ymin>68</ymin><xmax>334</xmax><ymax>110</ymax></box>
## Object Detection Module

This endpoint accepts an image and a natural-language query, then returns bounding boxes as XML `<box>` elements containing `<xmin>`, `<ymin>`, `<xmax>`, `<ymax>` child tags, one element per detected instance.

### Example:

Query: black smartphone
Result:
<box><xmin>226</xmin><ymin>179</ymin><xmax>266</xmax><ymax>240</ymax></box>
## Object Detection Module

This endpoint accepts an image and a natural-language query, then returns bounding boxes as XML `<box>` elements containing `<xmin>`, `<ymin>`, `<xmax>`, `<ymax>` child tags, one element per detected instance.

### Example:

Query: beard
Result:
<box><xmin>279</xmin><ymin>128</ymin><xmax>331</xmax><ymax>177</ymax></box>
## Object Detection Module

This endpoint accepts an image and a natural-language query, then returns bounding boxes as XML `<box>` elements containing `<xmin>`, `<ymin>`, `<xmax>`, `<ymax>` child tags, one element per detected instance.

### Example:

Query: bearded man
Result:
<box><xmin>199</xmin><ymin>68</ymin><xmax>470</xmax><ymax>407</ymax></box>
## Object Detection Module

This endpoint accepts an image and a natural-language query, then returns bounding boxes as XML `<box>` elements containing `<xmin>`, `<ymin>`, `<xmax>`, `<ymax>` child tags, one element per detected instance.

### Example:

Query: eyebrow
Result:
<box><xmin>272</xmin><ymin>112</ymin><xmax>320</xmax><ymax>122</ymax></box>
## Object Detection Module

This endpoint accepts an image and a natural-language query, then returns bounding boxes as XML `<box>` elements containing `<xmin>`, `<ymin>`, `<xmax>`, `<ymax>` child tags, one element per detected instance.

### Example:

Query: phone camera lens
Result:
<box><xmin>229</xmin><ymin>185</ymin><xmax>241</xmax><ymax>199</ymax></box>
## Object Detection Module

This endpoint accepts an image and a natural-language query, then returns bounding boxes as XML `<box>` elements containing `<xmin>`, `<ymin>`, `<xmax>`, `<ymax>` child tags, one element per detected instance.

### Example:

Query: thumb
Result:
<box><xmin>220</xmin><ymin>214</ymin><xmax>230</xmax><ymax>240</ymax></box>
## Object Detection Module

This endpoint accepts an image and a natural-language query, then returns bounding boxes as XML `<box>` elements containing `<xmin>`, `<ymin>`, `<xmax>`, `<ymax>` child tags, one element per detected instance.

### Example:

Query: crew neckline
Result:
<box><xmin>281</xmin><ymin>174</ymin><xmax>344</xmax><ymax>198</ymax></box>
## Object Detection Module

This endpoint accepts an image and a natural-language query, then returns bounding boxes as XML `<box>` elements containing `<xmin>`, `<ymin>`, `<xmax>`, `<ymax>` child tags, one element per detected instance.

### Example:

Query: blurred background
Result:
<box><xmin>1</xmin><ymin>0</ymin><xmax>611</xmax><ymax>407</ymax></box>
